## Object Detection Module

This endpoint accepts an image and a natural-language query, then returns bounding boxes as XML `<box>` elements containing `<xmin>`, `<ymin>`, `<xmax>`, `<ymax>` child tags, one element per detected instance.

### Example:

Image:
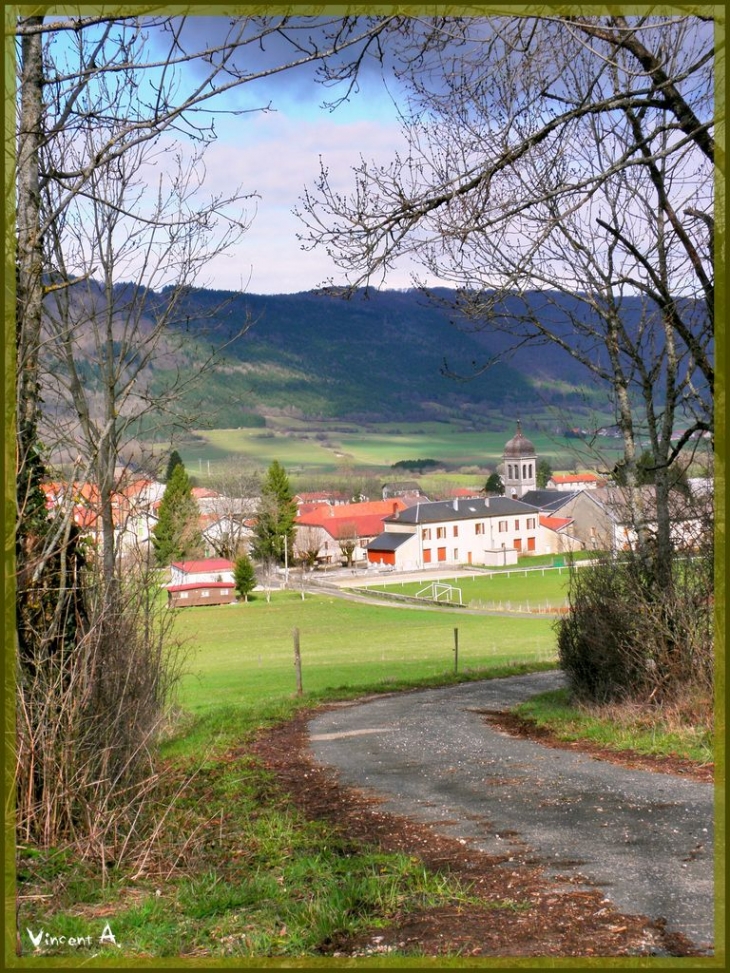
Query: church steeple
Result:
<box><xmin>502</xmin><ymin>421</ymin><xmax>537</xmax><ymax>499</ymax></box>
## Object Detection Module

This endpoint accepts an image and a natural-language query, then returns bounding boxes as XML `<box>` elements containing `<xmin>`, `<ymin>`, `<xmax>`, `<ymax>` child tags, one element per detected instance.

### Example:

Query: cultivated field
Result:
<box><xmin>173</xmin><ymin>590</ymin><xmax>558</xmax><ymax>715</ymax></box>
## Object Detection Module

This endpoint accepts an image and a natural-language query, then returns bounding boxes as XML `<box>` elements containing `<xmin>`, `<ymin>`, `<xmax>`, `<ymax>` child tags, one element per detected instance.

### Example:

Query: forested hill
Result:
<box><xmin>153</xmin><ymin>285</ymin><xmax>625</xmax><ymax>427</ymax></box>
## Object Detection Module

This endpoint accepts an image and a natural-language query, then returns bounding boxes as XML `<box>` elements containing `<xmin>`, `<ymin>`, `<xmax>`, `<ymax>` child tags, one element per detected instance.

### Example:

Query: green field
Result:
<box><xmin>360</xmin><ymin>566</ymin><xmax>571</xmax><ymax>610</ymax></box>
<box><xmin>175</xmin><ymin>419</ymin><xmax>625</xmax><ymax>480</ymax></box>
<box><xmin>173</xmin><ymin>591</ymin><xmax>558</xmax><ymax>714</ymax></box>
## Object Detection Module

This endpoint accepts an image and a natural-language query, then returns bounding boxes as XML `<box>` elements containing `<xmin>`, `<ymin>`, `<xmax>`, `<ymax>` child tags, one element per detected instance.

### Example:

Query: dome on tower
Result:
<box><xmin>503</xmin><ymin>422</ymin><xmax>535</xmax><ymax>458</ymax></box>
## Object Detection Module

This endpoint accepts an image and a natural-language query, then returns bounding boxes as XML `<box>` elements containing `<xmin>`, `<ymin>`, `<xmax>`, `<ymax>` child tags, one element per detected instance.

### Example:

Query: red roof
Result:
<box><xmin>171</xmin><ymin>558</ymin><xmax>235</xmax><ymax>574</ymax></box>
<box><xmin>167</xmin><ymin>581</ymin><xmax>234</xmax><ymax>592</ymax></box>
<box><xmin>297</xmin><ymin>499</ymin><xmax>408</xmax><ymax>538</ymax></box>
<box><xmin>550</xmin><ymin>473</ymin><xmax>602</xmax><ymax>485</ymax></box>
<box><xmin>540</xmin><ymin>515</ymin><xmax>573</xmax><ymax>532</ymax></box>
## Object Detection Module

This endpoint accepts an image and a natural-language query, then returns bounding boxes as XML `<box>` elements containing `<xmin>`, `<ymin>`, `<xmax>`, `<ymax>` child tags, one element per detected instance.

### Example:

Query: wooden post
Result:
<box><xmin>293</xmin><ymin>627</ymin><xmax>303</xmax><ymax>695</ymax></box>
<box><xmin>453</xmin><ymin>627</ymin><xmax>459</xmax><ymax>674</ymax></box>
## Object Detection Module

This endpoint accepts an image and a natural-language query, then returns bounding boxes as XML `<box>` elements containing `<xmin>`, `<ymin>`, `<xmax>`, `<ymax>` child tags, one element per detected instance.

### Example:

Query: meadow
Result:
<box><xmin>176</xmin><ymin>419</ymin><xmax>625</xmax><ymax>480</ymax></box>
<box><xmin>172</xmin><ymin>590</ymin><xmax>558</xmax><ymax>716</ymax></box>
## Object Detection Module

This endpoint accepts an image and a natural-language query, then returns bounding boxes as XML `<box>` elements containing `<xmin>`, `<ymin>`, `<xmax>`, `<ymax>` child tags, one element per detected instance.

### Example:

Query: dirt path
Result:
<box><xmin>251</xmin><ymin>672</ymin><xmax>715</xmax><ymax>959</ymax></box>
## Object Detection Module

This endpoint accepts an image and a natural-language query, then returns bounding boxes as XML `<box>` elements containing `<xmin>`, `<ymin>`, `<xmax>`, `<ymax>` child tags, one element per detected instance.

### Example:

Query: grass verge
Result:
<box><xmin>514</xmin><ymin>688</ymin><xmax>714</xmax><ymax>765</ymax></box>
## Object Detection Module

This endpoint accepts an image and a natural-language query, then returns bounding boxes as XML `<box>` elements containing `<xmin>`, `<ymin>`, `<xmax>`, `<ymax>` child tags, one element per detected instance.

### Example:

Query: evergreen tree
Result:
<box><xmin>233</xmin><ymin>554</ymin><xmax>257</xmax><ymax>602</ymax></box>
<box><xmin>164</xmin><ymin>449</ymin><xmax>184</xmax><ymax>483</ymax></box>
<box><xmin>484</xmin><ymin>472</ymin><xmax>504</xmax><ymax>495</ymax></box>
<box><xmin>251</xmin><ymin>460</ymin><xmax>297</xmax><ymax>565</ymax></box>
<box><xmin>152</xmin><ymin>462</ymin><xmax>203</xmax><ymax>566</ymax></box>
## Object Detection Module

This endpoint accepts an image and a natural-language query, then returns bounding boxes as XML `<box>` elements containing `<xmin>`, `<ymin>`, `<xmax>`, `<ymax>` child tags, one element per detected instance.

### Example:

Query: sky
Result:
<box><xmin>147</xmin><ymin>16</ymin><xmax>423</xmax><ymax>296</ymax></box>
<box><xmin>196</xmin><ymin>79</ymin><xmax>413</xmax><ymax>294</ymax></box>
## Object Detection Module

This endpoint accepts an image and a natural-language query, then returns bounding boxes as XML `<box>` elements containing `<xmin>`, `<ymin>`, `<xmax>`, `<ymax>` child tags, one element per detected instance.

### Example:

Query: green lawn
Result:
<box><xmin>173</xmin><ymin>591</ymin><xmax>557</xmax><ymax>714</ymax></box>
<box><xmin>359</xmin><ymin>566</ymin><xmax>572</xmax><ymax>610</ymax></box>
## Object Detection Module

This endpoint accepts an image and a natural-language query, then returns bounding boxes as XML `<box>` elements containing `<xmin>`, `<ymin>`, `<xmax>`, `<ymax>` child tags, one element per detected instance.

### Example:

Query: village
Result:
<box><xmin>39</xmin><ymin>424</ymin><xmax>711</xmax><ymax>610</ymax></box>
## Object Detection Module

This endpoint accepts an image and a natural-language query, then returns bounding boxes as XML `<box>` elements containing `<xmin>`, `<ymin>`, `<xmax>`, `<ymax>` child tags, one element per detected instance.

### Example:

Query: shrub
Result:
<box><xmin>556</xmin><ymin>549</ymin><xmax>713</xmax><ymax>707</ymax></box>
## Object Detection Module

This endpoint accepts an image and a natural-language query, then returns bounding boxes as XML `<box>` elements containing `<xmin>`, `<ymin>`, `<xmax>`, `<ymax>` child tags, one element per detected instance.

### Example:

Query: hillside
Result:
<box><xmin>145</xmin><ymin>286</ymin><xmax>614</xmax><ymax>429</ymax></box>
<box><xmin>42</xmin><ymin>282</ymin><xmax>679</xmax><ymax>436</ymax></box>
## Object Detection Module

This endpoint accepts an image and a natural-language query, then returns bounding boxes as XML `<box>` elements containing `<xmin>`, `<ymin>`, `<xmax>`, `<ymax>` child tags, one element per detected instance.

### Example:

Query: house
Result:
<box><xmin>555</xmin><ymin>486</ymin><xmax>707</xmax><ymax>552</ymax></box>
<box><xmin>166</xmin><ymin>557</ymin><xmax>236</xmax><ymax>607</ymax></box>
<box><xmin>295</xmin><ymin>490</ymin><xmax>352</xmax><ymax>506</ymax></box>
<box><xmin>547</xmin><ymin>472</ymin><xmax>606</xmax><ymax>492</ymax></box>
<box><xmin>539</xmin><ymin>515</ymin><xmax>583</xmax><ymax>555</ymax></box>
<box><xmin>367</xmin><ymin>495</ymin><xmax>543</xmax><ymax>570</ymax></box>
<box><xmin>382</xmin><ymin>481</ymin><xmax>427</xmax><ymax>501</ymax></box>
<box><xmin>295</xmin><ymin>499</ymin><xmax>410</xmax><ymax>565</ymax></box>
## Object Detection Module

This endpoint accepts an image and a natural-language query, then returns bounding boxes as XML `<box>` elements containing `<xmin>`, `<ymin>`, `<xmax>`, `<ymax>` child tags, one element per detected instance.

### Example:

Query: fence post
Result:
<box><xmin>454</xmin><ymin>627</ymin><xmax>459</xmax><ymax>674</ymax></box>
<box><xmin>293</xmin><ymin>627</ymin><xmax>303</xmax><ymax>696</ymax></box>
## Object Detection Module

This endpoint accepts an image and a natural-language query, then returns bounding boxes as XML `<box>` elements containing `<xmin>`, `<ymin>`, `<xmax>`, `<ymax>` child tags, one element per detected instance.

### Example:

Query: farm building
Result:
<box><xmin>166</xmin><ymin>581</ymin><xmax>236</xmax><ymax>608</ymax></box>
<box><xmin>295</xmin><ymin>499</ymin><xmax>410</xmax><ymax>565</ymax></box>
<box><xmin>167</xmin><ymin>557</ymin><xmax>237</xmax><ymax>607</ymax></box>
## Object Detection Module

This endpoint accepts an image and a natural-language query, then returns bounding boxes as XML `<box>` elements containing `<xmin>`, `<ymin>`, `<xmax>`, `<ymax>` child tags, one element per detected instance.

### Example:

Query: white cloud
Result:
<box><xmin>195</xmin><ymin>108</ymin><xmax>419</xmax><ymax>294</ymax></box>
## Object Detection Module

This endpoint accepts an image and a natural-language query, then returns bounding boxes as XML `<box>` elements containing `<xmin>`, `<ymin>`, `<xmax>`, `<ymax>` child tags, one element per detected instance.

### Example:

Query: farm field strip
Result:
<box><xmin>177</xmin><ymin>424</ymin><xmax>625</xmax><ymax>476</ymax></box>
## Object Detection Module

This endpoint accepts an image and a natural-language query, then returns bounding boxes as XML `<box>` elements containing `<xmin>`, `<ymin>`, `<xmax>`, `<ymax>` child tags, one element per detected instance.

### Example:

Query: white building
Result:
<box><xmin>367</xmin><ymin>496</ymin><xmax>542</xmax><ymax>570</ymax></box>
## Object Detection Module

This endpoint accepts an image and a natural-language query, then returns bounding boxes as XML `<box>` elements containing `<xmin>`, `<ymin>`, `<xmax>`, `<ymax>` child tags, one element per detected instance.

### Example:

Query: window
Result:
<box><xmin>437</xmin><ymin>547</ymin><xmax>447</xmax><ymax>562</ymax></box>
<box><xmin>453</xmin><ymin>525</ymin><xmax>459</xmax><ymax>537</ymax></box>
<box><xmin>179</xmin><ymin>591</ymin><xmax>188</xmax><ymax>599</ymax></box>
<box><xmin>422</xmin><ymin>528</ymin><xmax>432</xmax><ymax>540</ymax></box>
<box><xmin>515</xmin><ymin>519</ymin><xmax>520</xmax><ymax>530</ymax></box>
<box><xmin>423</xmin><ymin>548</ymin><xmax>432</xmax><ymax>564</ymax></box>
<box><xmin>453</xmin><ymin>548</ymin><xmax>459</xmax><ymax>560</ymax></box>
<box><xmin>201</xmin><ymin>590</ymin><xmax>210</xmax><ymax>598</ymax></box>
<box><xmin>526</xmin><ymin>517</ymin><xmax>536</xmax><ymax>529</ymax></box>
<box><xmin>475</xmin><ymin>523</ymin><xmax>484</xmax><ymax>535</ymax></box>
<box><xmin>498</xmin><ymin>520</ymin><xmax>508</xmax><ymax>532</ymax></box>
<box><xmin>514</xmin><ymin>538</ymin><xmax>522</xmax><ymax>552</ymax></box>
<box><xmin>436</xmin><ymin>526</ymin><xmax>446</xmax><ymax>539</ymax></box>
<box><xmin>527</xmin><ymin>537</ymin><xmax>536</xmax><ymax>552</ymax></box>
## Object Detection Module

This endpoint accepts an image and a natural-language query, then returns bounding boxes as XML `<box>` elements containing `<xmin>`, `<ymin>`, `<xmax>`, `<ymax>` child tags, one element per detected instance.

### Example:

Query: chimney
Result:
<box><xmin>392</xmin><ymin>502</ymin><xmax>399</xmax><ymax>518</ymax></box>
<box><xmin>453</xmin><ymin>497</ymin><xmax>458</xmax><ymax>511</ymax></box>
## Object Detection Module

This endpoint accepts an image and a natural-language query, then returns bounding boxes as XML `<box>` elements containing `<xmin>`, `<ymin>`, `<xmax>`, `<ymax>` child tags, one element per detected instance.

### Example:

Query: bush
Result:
<box><xmin>556</xmin><ymin>551</ymin><xmax>714</xmax><ymax>706</ymax></box>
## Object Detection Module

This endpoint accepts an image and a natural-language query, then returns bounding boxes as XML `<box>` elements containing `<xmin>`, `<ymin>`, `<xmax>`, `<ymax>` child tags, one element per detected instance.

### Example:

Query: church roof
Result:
<box><xmin>503</xmin><ymin>421</ymin><xmax>536</xmax><ymax>458</ymax></box>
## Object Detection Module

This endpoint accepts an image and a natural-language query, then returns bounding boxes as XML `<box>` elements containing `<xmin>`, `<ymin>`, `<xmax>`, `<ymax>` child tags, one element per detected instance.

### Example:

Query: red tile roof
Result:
<box><xmin>297</xmin><ymin>499</ymin><xmax>408</xmax><ymax>538</ymax></box>
<box><xmin>171</xmin><ymin>558</ymin><xmax>235</xmax><ymax>574</ymax></box>
<box><xmin>540</xmin><ymin>515</ymin><xmax>573</xmax><ymax>532</ymax></box>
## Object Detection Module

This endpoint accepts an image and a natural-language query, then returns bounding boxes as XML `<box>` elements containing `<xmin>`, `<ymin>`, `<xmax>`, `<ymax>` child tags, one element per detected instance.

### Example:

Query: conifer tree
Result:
<box><xmin>233</xmin><ymin>554</ymin><xmax>257</xmax><ymax>602</ymax></box>
<box><xmin>164</xmin><ymin>450</ymin><xmax>184</xmax><ymax>483</ymax></box>
<box><xmin>251</xmin><ymin>461</ymin><xmax>297</xmax><ymax>566</ymax></box>
<box><xmin>152</xmin><ymin>463</ymin><xmax>203</xmax><ymax>566</ymax></box>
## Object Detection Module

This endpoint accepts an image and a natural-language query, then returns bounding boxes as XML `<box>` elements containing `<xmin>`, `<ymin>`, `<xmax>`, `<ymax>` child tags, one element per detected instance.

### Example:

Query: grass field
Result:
<box><xmin>359</xmin><ymin>566</ymin><xmax>572</xmax><ymax>610</ymax></box>
<box><xmin>176</xmin><ymin>420</ymin><xmax>625</xmax><ymax>479</ymax></box>
<box><xmin>172</xmin><ymin>591</ymin><xmax>558</xmax><ymax>715</ymax></box>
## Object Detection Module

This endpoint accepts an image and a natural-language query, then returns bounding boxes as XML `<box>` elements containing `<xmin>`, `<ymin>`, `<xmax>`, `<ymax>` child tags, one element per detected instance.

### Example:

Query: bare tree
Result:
<box><xmin>294</xmin><ymin>524</ymin><xmax>323</xmax><ymax>570</ymax></box>
<box><xmin>12</xmin><ymin>12</ymin><xmax>400</xmax><ymax>856</ymax></box>
<box><xmin>335</xmin><ymin>520</ymin><xmax>359</xmax><ymax>567</ymax></box>
<box><xmin>204</xmin><ymin>465</ymin><xmax>261</xmax><ymax>558</ymax></box>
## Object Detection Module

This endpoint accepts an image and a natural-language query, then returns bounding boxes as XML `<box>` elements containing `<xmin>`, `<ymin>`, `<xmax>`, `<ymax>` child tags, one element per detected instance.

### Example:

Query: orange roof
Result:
<box><xmin>297</xmin><ymin>499</ymin><xmax>408</xmax><ymax>538</ymax></box>
<box><xmin>550</xmin><ymin>473</ymin><xmax>602</xmax><ymax>484</ymax></box>
<box><xmin>171</xmin><ymin>558</ymin><xmax>235</xmax><ymax>574</ymax></box>
<box><xmin>540</xmin><ymin>514</ymin><xmax>573</xmax><ymax>532</ymax></box>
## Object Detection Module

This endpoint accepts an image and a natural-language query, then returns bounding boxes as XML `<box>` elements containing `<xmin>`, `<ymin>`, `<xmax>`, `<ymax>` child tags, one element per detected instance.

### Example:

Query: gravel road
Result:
<box><xmin>308</xmin><ymin>671</ymin><xmax>715</xmax><ymax>953</ymax></box>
